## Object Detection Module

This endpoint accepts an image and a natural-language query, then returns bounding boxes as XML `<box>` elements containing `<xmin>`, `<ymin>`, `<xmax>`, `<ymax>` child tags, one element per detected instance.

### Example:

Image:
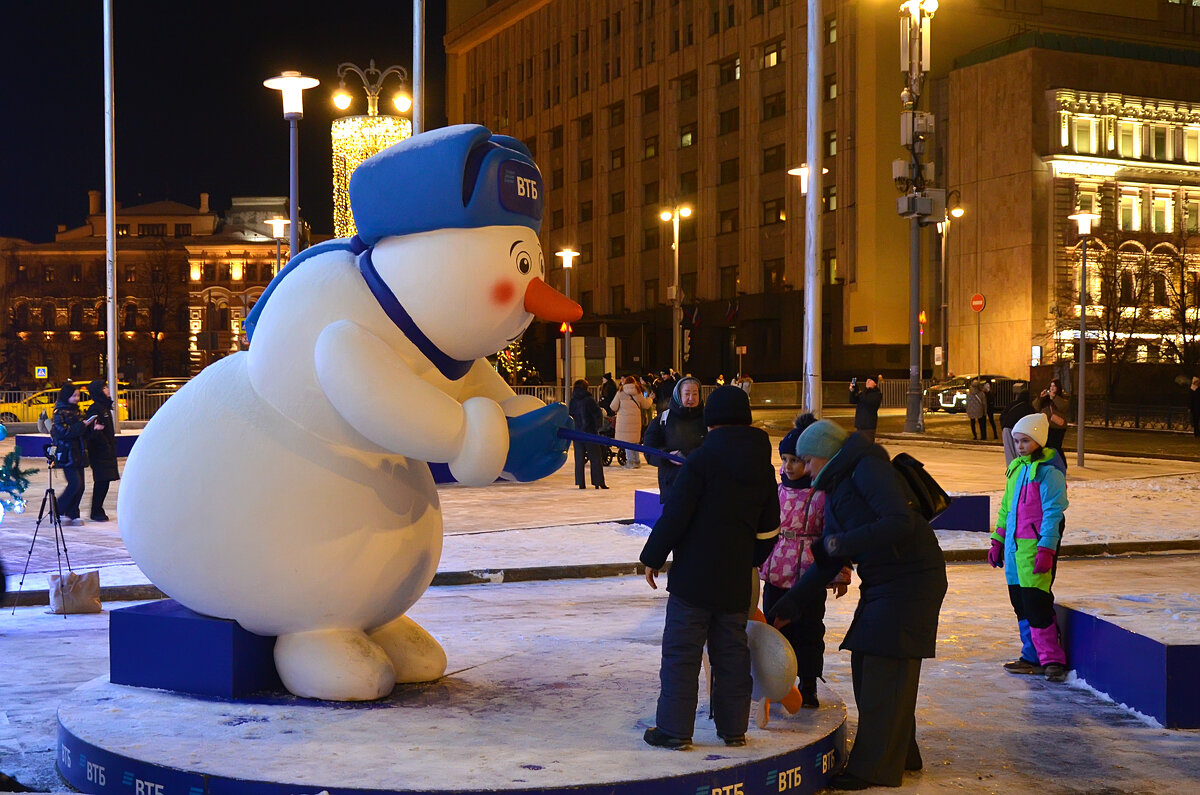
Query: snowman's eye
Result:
<box><xmin>516</xmin><ymin>253</ymin><xmax>532</xmax><ymax>274</ymax></box>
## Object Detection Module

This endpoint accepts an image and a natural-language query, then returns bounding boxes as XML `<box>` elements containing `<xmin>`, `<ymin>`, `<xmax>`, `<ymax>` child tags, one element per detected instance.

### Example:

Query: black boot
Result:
<box><xmin>800</xmin><ymin>677</ymin><xmax>819</xmax><ymax>709</ymax></box>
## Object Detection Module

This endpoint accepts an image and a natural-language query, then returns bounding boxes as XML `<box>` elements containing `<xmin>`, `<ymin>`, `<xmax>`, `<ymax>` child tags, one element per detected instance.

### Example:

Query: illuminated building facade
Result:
<box><xmin>0</xmin><ymin>192</ymin><xmax>303</xmax><ymax>387</ymax></box>
<box><xmin>445</xmin><ymin>0</ymin><xmax>1200</xmax><ymax>381</ymax></box>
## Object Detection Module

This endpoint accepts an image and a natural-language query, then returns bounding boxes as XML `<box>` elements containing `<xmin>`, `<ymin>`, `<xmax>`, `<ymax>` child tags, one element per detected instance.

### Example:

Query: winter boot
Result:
<box><xmin>800</xmin><ymin>677</ymin><xmax>820</xmax><ymax>709</ymax></box>
<box><xmin>1003</xmin><ymin>659</ymin><xmax>1044</xmax><ymax>675</ymax></box>
<box><xmin>643</xmin><ymin>727</ymin><xmax>692</xmax><ymax>750</ymax></box>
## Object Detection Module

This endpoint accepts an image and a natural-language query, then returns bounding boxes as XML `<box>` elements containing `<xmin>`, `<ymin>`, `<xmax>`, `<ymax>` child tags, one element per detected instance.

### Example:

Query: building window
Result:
<box><xmin>826</xmin><ymin>130</ymin><xmax>837</xmax><ymax>157</ymax></box>
<box><xmin>823</xmin><ymin>185</ymin><xmax>837</xmax><ymax>212</ymax></box>
<box><xmin>124</xmin><ymin>303</ymin><xmax>138</xmax><ymax>331</ymax></box>
<box><xmin>1185</xmin><ymin>198</ymin><xmax>1200</xmax><ymax>233</ymax></box>
<box><xmin>1152</xmin><ymin>195</ymin><xmax>1173</xmax><ymax>233</ymax></box>
<box><xmin>679</xmin><ymin>123</ymin><xmax>696</xmax><ymax>148</ymax></box>
<box><xmin>645</xmin><ymin>278</ymin><xmax>660</xmax><ymax>307</ymax></box>
<box><xmin>610</xmin><ymin>190</ymin><xmax>625</xmax><ymax>213</ymax></box>
<box><xmin>827</xmin><ymin>17</ymin><xmax>837</xmax><ymax>43</ymax></box>
<box><xmin>579</xmin><ymin>158</ymin><xmax>593</xmax><ymax>180</ymax></box>
<box><xmin>174</xmin><ymin>223</ymin><xmax>191</xmax><ymax>237</ymax></box>
<box><xmin>719</xmin><ymin>58</ymin><xmax>740</xmax><ymax>85</ymax></box>
<box><xmin>762</xmin><ymin>92</ymin><xmax>786</xmax><ymax>121</ymax></box>
<box><xmin>680</xmin><ymin>170</ymin><xmax>698</xmax><ymax>194</ymax></box>
<box><xmin>1151</xmin><ymin>125</ymin><xmax>1171</xmax><ymax>160</ymax></box>
<box><xmin>643</xmin><ymin>88</ymin><xmax>659</xmax><ymax>114</ymax></box>
<box><xmin>644</xmin><ymin>135</ymin><xmax>659</xmax><ymax>159</ymax></box>
<box><xmin>1073</xmin><ymin>117</ymin><xmax>1097</xmax><ymax>154</ymax></box>
<box><xmin>762</xmin><ymin>198</ymin><xmax>785</xmax><ymax>225</ymax></box>
<box><xmin>719</xmin><ymin>208</ymin><xmax>739</xmax><ymax>234</ymax></box>
<box><xmin>719</xmin><ymin>107</ymin><xmax>740</xmax><ymax>135</ymax></box>
<box><xmin>610</xmin><ymin>284</ymin><xmax>625</xmax><ymax>312</ymax></box>
<box><xmin>1118</xmin><ymin>122</ymin><xmax>1140</xmax><ymax>158</ymax></box>
<box><xmin>552</xmin><ymin>168</ymin><xmax>564</xmax><ymax>189</ymax></box>
<box><xmin>644</xmin><ymin>226</ymin><xmax>661</xmax><ymax>250</ymax></box>
<box><xmin>579</xmin><ymin>114</ymin><xmax>593</xmax><ymax>138</ymax></box>
<box><xmin>71</xmin><ymin>263</ymin><xmax>82</xmax><ymax>282</ymax></box>
<box><xmin>125</xmin><ymin>265</ymin><xmax>137</xmax><ymax>282</ymax></box>
<box><xmin>552</xmin><ymin>209</ymin><xmax>564</xmax><ymax>229</ymax></box>
<box><xmin>679</xmin><ymin>73</ymin><xmax>698</xmax><ymax>100</ymax></box>
<box><xmin>550</xmin><ymin>126</ymin><xmax>564</xmax><ymax>149</ymax></box>
<box><xmin>762</xmin><ymin>144</ymin><xmax>786</xmax><ymax>173</ymax></box>
<box><xmin>610</xmin><ymin>234</ymin><xmax>625</xmax><ymax>258</ymax></box>
<box><xmin>823</xmin><ymin>248</ymin><xmax>839</xmax><ymax>283</ymax></box>
<box><xmin>610</xmin><ymin>101</ymin><xmax>625</xmax><ymax>127</ymax></box>
<box><xmin>1185</xmin><ymin>129</ymin><xmax>1200</xmax><ymax>163</ymax></box>
<box><xmin>719</xmin><ymin>158</ymin><xmax>739</xmax><ymax>185</ymax></box>
<box><xmin>41</xmin><ymin>303</ymin><xmax>56</xmax><ymax>330</ymax></box>
<box><xmin>681</xmin><ymin>272</ymin><xmax>697</xmax><ymax>300</ymax></box>
<box><xmin>580</xmin><ymin>242</ymin><xmax>593</xmax><ymax>264</ymax></box>
<box><xmin>1119</xmin><ymin>191</ymin><xmax>1141</xmax><ymax>231</ymax></box>
<box><xmin>579</xmin><ymin>200</ymin><xmax>594</xmax><ymax>223</ymax></box>
<box><xmin>763</xmin><ymin>258</ymin><xmax>785</xmax><ymax>292</ymax></box>
<box><xmin>611</xmin><ymin>147</ymin><xmax>625</xmax><ymax>170</ymax></box>
<box><xmin>762</xmin><ymin>40</ymin><xmax>784</xmax><ymax>69</ymax></box>
<box><xmin>138</xmin><ymin>223</ymin><xmax>167</xmax><ymax>237</ymax></box>
<box><xmin>116</xmin><ymin>224</ymin><xmax>129</xmax><ymax>237</ymax></box>
<box><xmin>69</xmin><ymin>303</ymin><xmax>84</xmax><ymax>331</ymax></box>
<box><xmin>720</xmin><ymin>266</ymin><xmax>738</xmax><ymax>300</ymax></box>
<box><xmin>44</xmin><ymin>266</ymin><xmax>55</xmax><ymax>282</ymax></box>
<box><xmin>825</xmin><ymin>74</ymin><xmax>837</xmax><ymax>100</ymax></box>
<box><xmin>644</xmin><ymin>180</ymin><xmax>660</xmax><ymax>204</ymax></box>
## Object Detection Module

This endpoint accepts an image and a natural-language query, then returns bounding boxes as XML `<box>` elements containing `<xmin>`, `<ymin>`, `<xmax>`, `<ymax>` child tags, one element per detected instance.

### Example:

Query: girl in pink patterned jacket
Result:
<box><xmin>759</xmin><ymin>414</ymin><xmax>851</xmax><ymax>708</ymax></box>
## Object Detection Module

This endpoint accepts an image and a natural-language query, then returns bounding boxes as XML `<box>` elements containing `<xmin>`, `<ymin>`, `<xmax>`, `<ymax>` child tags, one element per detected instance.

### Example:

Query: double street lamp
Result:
<box><xmin>263</xmin><ymin>70</ymin><xmax>319</xmax><ymax>259</ymax></box>
<box><xmin>1068</xmin><ymin>206</ymin><xmax>1099</xmax><ymax>468</ymax></box>
<box><xmin>660</xmin><ymin>205</ymin><xmax>693</xmax><ymax>374</ymax></box>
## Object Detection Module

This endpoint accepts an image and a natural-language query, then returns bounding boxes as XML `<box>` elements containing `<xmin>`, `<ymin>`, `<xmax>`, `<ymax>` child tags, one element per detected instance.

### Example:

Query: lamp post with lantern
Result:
<box><xmin>263</xmin><ymin>71</ymin><xmax>319</xmax><ymax>259</ymax></box>
<box><xmin>556</xmin><ymin>249</ymin><xmax>579</xmax><ymax>402</ymax></box>
<box><xmin>1069</xmin><ymin>205</ymin><xmax>1099</xmax><ymax>467</ymax></box>
<box><xmin>660</xmin><ymin>205</ymin><xmax>693</xmax><ymax>374</ymax></box>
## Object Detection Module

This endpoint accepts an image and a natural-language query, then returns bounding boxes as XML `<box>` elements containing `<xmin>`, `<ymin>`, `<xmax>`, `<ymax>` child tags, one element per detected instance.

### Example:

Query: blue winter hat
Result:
<box><xmin>350</xmin><ymin>124</ymin><xmax>544</xmax><ymax>246</ymax></box>
<box><xmin>780</xmin><ymin>413</ymin><xmax>818</xmax><ymax>457</ymax></box>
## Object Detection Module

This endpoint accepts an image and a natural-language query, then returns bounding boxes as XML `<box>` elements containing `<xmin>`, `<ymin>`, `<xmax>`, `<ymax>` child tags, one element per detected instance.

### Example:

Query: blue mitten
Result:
<box><xmin>503</xmin><ymin>403</ymin><xmax>572</xmax><ymax>482</ymax></box>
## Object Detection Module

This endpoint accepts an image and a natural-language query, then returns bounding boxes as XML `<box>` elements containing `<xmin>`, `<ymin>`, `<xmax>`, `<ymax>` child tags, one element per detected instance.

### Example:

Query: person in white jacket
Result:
<box><xmin>611</xmin><ymin>376</ymin><xmax>652</xmax><ymax>468</ymax></box>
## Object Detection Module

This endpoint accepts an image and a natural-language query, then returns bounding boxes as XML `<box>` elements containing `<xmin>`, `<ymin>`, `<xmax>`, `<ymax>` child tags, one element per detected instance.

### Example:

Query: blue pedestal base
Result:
<box><xmin>109</xmin><ymin>599</ymin><xmax>282</xmax><ymax>699</ymax></box>
<box><xmin>17</xmin><ymin>432</ymin><xmax>138</xmax><ymax>459</ymax></box>
<box><xmin>930</xmin><ymin>495</ymin><xmax>990</xmax><ymax>532</ymax></box>
<box><xmin>634</xmin><ymin>489</ymin><xmax>662</xmax><ymax>526</ymax></box>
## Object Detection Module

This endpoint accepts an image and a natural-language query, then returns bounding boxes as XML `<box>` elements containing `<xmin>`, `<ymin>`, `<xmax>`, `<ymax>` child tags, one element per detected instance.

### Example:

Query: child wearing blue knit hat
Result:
<box><xmin>759</xmin><ymin>414</ymin><xmax>851</xmax><ymax>708</ymax></box>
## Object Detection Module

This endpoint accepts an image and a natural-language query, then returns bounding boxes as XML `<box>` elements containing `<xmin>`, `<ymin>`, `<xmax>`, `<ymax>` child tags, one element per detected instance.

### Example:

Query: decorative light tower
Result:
<box><xmin>263</xmin><ymin>70</ymin><xmax>320</xmax><ymax>259</ymax></box>
<box><xmin>331</xmin><ymin>60</ymin><xmax>413</xmax><ymax>238</ymax></box>
<box><xmin>660</xmin><ymin>205</ymin><xmax>693</xmax><ymax>374</ymax></box>
<box><xmin>1069</xmin><ymin>205</ymin><xmax>1099</xmax><ymax>468</ymax></box>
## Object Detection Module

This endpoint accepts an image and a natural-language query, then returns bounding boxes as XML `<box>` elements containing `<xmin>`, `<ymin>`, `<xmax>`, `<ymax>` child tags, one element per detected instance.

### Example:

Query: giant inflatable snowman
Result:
<box><xmin>119</xmin><ymin>126</ymin><xmax>580</xmax><ymax>701</ymax></box>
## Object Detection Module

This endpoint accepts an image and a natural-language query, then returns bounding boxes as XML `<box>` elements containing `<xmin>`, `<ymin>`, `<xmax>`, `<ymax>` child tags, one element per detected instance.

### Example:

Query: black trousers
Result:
<box><xmin>572</xmin><ymin>440</ymin><xmax>606</xmax><ymax>487</ymax></box>
<box><xmin>762</xmin><ymin>581</ymin><xmax>827</xmax><ymax>680</ymax></box>
<box><xmin>90</xmin><ymin>477</ymin><xmax>112</xmax><ymax>519</ymax></box>
<box><xmin>57</xmin><ymin>467</ymin><xmax>85</xmax><ymax>520</ymax></box>
<box><xmin>1046</xmin><ymin>427</ymin><xmax>1068</xmax><ymax>471</ymax></box>
<box><xmin>846</xmin><ymin>651</ymin><xmax>923</xmax><ymax>787</ymax></box>
<box><xmin>970</xmin><ymin>417</ymin><xmax>988</xmax><ymax>440</ymax></box>
<box><xmin>655</xmin><ymin>594</ymin><xmax>752</xmax><ymax>740</ymax></box>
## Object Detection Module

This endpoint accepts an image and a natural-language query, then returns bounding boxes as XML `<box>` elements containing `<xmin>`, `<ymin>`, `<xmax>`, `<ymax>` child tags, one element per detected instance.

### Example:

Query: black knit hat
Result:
<box><xmin>56</xmin><ymin>382</ymin><xmax>79</xmax><ymax>406</ymax></box>
<box><xmin>703</xmin><ymin>385</ymin><xmax>752</xmax><ymax>426</ymax></box>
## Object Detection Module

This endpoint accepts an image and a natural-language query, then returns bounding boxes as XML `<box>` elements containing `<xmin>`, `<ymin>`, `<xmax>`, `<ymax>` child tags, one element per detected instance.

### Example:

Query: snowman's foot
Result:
<box><xmin>274</xmin><ymin>628</ymin><xmax>396</xmax><ymax>701</ymax></box>
<box><xmin>369</xmin><ymin>615</ymin><xmax>448</xmax><ymax>683</ymax></box>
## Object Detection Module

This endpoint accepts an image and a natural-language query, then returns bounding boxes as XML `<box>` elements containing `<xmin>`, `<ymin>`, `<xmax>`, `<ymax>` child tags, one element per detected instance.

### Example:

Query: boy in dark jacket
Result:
<box><xmin>640</xmin><ymin>386</ymin><xmax>780</xmax><ymax>750</ymax></box>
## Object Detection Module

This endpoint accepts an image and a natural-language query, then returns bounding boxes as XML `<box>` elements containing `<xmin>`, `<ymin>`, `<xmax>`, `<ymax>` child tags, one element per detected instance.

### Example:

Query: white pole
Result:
<box><xmin>1078</xmin><ymin>238</ymin><xmax>1087</xmax><ymax>468</ymax></box>
<box><xmin>672</xmin><ymin>213</ymin><xmax>682</xmax><ymax>374</ymax></box>
<box><xmin>289</xmin><ymin>118</ymin><xmax>300</xmax><ymax>257</ymax></box>
<box><xmin>804</xmin><ymin>0</ymin><xmax>824</xmax><ymax>417</ymax></box>
<box><xmin>564</xmin><ymin>266</ymin><xmax>571</xmax><ymax>403</ymax></box>
<box><xmin>413</xmin><ymin>0</ymin><xmax>425</xmax><ymax>134</ymax></box>
<box><xmin>102</xmin><ymin>0</ymin><xmax>120</xmax><ymax>431</ymax></box>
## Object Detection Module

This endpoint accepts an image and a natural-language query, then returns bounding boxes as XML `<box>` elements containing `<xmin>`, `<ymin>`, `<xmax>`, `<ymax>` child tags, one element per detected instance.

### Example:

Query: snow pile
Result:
<box><xmin>1066</xmin><ymin>672</ymin><xmax>1165</xmax><ymax>729</ymax></box>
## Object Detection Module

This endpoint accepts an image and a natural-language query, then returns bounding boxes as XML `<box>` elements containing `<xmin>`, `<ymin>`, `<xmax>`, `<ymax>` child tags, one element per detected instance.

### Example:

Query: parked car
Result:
<box><xmin>0</xmin><ymin>383</ymin><xmax>129</xmax><ymax>424</ymax></box>
<box><xmin>924</xmin><ymin>374</ymin><xmax>1023</xmax><ymax>413</ymax></box>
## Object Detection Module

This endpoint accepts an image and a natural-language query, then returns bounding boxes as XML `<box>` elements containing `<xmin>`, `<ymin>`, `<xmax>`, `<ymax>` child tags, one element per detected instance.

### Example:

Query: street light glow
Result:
<box><xmin>263</xmin><ymin>71</ymin><xmax>320</xmax><ymax>118</ymax></box>
<box><xmin>950</xmin><ymin>205</ymin><xmax>965</xmax><ymax>218</ymax></box>
<box><xmin>555</xmin><ymin>249</ymin><xmax>579</xmax><ymax>268</ymax></box>
<box><xmin>660</xmin><ymin>210</ymin><xmax>672</xmax><ymax>222</ymax></box>
<box><xmin>394</xmin><ymin>93</ymin><xmax>412</xmax><ymax>113</ymax></box>
<box><xmin>679</xmin><ymin>206</ymin><xmax>692</xmax><ymax>218</ymax></box>
<box><xmin>265</xmin><ymin>217</ymin><xmax>290</xmax><ymax>239</ymax></box>
<box><xmin>333</xmin><ymin>90</ymin><xmax>353</xmax><ymax>110</ymax></box>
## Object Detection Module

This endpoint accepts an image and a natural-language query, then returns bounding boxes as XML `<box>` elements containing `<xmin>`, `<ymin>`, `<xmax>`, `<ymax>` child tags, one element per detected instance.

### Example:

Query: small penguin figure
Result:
<box><xmin>119</xmin><ymin>126</ymin><xmax>580</xmax><ymax>700</ymax></box>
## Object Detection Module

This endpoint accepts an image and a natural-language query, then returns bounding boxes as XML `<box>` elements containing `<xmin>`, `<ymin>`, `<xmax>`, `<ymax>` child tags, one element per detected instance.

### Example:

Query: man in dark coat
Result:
<box><xmin>999</xmin><ymin>382</ymin><xmax>1037</xmax><ymax>466</ymax></box>
<box><xmin>640</xmin><ymin>386</ymin><xmax>780</xmax><ymax>750</ymax></box>
<box><xmin>643</xmin><ymin>376</ymin><xmax>706</xmax><ymax>503</ymax></box>
<box><xmin>768</xmin><ymin>421</ymin><xmax>946</xmax><ymax>789</ymax></box>
<box><xmin>84</xmin><ymin>379</ymin><xmax>120</xmax><ymax>521</ymax></box>
<box><xmin>50</xmin><ymin>383</ymin><xmax>94</xmax><ymax>525</ymax></box>
<box><xmin>849</xmin><ymin>376</ymin><xmax>883</xmax><ymax>443</ymax></box>
<box><xmin>599</xmin><ymin>373</ymin><xmax>618</xmax><ymax>417</ymax></box>
<box><xmin>568</xmin><ymin>379</ymin><xmax>607</xmax><ymax>489</ymax></box>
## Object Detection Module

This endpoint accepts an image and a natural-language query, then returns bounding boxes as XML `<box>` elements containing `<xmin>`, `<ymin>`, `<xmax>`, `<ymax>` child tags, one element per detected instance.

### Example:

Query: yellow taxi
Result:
<box><xmin>0</xmin><ymin>383</ymin><xmax>130</xmax><ymax>423</ymax></box>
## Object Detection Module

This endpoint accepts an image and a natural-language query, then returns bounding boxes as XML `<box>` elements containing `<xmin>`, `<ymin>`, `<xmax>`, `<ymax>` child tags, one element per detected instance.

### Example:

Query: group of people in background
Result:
<box><xmin>49</xmin><ymin>380</ymin><xmax>119</xmax><ymax>525</ymax></box>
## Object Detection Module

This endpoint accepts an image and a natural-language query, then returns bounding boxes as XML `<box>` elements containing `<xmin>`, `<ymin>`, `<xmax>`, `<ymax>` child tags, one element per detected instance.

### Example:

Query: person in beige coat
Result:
<box><xmin>611</xmin><ymin>375</ymin><xmax>653</xmax><ymax>468</ymax></box>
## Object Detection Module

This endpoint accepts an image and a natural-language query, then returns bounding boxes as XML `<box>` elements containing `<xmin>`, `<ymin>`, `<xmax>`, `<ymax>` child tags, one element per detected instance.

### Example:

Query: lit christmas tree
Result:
<box><xmin>496</xmin><ymin>337</ymin><xmax>533</xmax><ymax>385</ymax></box>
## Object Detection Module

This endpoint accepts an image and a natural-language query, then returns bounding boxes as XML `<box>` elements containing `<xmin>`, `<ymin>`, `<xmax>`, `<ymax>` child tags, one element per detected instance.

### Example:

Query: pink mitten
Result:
<box><xmin>1033</xmin><ymin>546</ymin><xmax>1056</xmax><ymax>574</ymax></box>
<box><xmin>987</xmin><ymin>539</ymin><xmax>1004</xmax><ymax>568</ymax></box>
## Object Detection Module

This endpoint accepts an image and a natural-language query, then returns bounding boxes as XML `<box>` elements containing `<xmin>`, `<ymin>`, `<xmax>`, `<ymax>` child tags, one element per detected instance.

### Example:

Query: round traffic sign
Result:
<box><xmin>971</xmin><ymin>293</ymin><xmax>986</xmax><ymax>312</ymax></box>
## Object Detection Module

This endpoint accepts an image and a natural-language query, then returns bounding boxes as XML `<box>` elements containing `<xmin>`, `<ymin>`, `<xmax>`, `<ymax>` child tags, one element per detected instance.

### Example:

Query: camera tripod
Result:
<box><xmin>10</xmin><ymin>455</ymin><xmax>72</xmax><ymax>616</ymax></box>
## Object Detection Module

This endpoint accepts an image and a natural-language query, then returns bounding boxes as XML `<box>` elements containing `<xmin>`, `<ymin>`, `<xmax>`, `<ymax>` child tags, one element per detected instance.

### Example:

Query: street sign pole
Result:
<box><xmin>971</xmin><ymin>293</ymin><xmax>986</xmax><ymax>373</ymax></box>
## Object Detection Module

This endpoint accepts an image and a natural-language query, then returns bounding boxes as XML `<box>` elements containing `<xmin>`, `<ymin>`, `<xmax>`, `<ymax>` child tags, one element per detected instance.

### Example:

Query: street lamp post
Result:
<box><xmin>333</xmin><ymin>60</ymin><xmax>411</xmax><ymax>116</ymax></box>
<box><xmin>1069</xmin><ymin>207</ymin><xmax>1099</xmax><ymax>468</ymax></box>
<box><xmin>660</xmin><ymin>205</ymin><xmax>692</xmax><ymax>374</ymax></box>
<box><xmin>788</xmin><ymin>163</ymin><xmax>829</xmax><ymax>416</ymax></box>
<box><xmin>556</xmin><ymin>249</ymin><xmax>579</xmax><ymax>403</ymax></box>
<box><xmin>264</xmin><ymin>70</ymin><xmax>319</xmax><ymax>259</ymax></box>
<box><xmin>265</xmin><ymin>217</ymin><xmax>290</xmax><ymax>278</ymax></box>
<box><xmin>936</xmin><ymin>190</ymin><xmax>964</xmax><ymax>378</ymax></box>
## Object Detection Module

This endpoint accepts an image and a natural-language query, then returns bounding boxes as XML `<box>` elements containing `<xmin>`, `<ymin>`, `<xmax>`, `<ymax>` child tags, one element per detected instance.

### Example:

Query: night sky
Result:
<box><xmin>0</xmin><ymin>0</ymin><xmax>447</xmax><ymax>243</ymax></box>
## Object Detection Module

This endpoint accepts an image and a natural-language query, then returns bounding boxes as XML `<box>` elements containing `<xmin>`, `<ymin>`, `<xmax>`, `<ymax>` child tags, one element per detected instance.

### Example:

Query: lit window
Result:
<box><xmin>1151</xmin><ymin>125</ymin><xmax>1171</xmax><ymax>160</ymax></box>
<box><xmin>1073</xmin><ymin>117</ymin><xmax>1096</xmax><ymax>154</ymax></box>
<box><xmin>1118</xmin><ymin>122</ymin><xmax>1140</xmax><ymax>158</ymax></box>
<box><xmin>762</xmin><ymin>41</ymin><xmax>784</xmax><ymax>69</ymax></box>
<box><xmin>679</xmin><ymin>123</ymin><xmax>696</xmax><ymax>148</ymax></box>
<box><xmin>1185</xmin><ymin>129</ymin><xmax>1199</xmax><ymax>163</ymax></box>
<box><xmin>1119</xmin><ymin>192</ymin><xmax>1141</xmax><ymax>231</ymax></box>
<box><xmin>1151</xmin><ymin>195</ymin><xmax>1173</xmax><ymax>233</ymax></box>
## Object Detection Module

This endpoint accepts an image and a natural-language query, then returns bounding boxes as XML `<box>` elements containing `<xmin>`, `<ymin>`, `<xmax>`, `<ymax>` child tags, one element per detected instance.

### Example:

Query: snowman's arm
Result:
<box><xmin>315</xmin><ymin>320</ymin><xmax>508</xmax><ymax>484</ymax></box>
<box><xmin>459</xmin><ymin>359</ymin><xmax>546</xmax><ymax>417</ymax></box>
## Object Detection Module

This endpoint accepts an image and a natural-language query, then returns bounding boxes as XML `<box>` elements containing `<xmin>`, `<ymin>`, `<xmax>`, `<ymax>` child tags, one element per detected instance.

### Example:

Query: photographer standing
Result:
<box><xmin>51</xmin><ymin>383</ymin><xmax>95</xmax><ymax>526</ymax></box>
<box><xmin>84</xmin><ymin>379</ymin><xmax>119</xmax><ymax>522</ymax></box>
<box><xmin>849</xmin><ymin>376</ymin><xmax>883</xmax><ymax>443</ymax></box>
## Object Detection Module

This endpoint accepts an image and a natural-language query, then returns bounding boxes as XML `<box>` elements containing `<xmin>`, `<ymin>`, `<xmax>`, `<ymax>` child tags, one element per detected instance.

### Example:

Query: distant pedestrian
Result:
<box><xmin>737</xmin><ymin>373</ymin><xmax>754</xmax><ymax>396</ymax></box>
<box><xmin>83</xmin><ymin>379</ymin><xmax>119</xmax><ymax>522</ymax></box>
<box><xmin>716</xmin><ymin>373</ymin><xmax>726</xmax><ymax>387</ymax></box>
<box><xmin>999</xmin><ymin>382</ymin><xmax>1036</xmax><ymax>466</ymax></box>
<box><xmin>599</xmin><ymin>373</ymin><xmax>618</xmax><ymax>417</ymax></box>
<box><xmin>849</xmin><ymin>376</ymin><xmax>883</xmax><ymax>443</ymax></box>
<box><xmin>640</xmin><ymin>386</ymin><xmax>780</xmax><ymax>750</ymax></box>
<box><xmin>611</xmin><ymin>376</ymin><xmax>653</xmax><ymax>468</ymax></box>
<box><xmin>966</xmin><ymin>379</ymin><xmax>987</xmax><ymax>440</ymax></box>
<box><xmin>983</xmin><ymin>381</ymin><xmax>999</xmax><ymax>440</ymax></box>
<box><xmin>987</xmin><ymin>412</ymin><xmax>1069</xmax><ymax>683</ymax></box>
<box><xmin>1189</xmin><ymin>376</ymin><xmax>1200</xmax><ymax>439</ymax></box>
<box><xmin>654</xmin><ymin>370</ymin><xmax>676</xmax><ymax>411</ymax></box>
<box><xmin>1036</xmin><ymin>379</ymin><xmax>1070</xmax><ymax>469</ymax></box>
<box><xmin>50</xmin><ymin>383</ymin><xmax>95</xmax><ymax>526</ymax></box>
<box><xmin>568</xmin><ymin>379</ymin><xmax>608</xmax><ymax>490</ymax></box>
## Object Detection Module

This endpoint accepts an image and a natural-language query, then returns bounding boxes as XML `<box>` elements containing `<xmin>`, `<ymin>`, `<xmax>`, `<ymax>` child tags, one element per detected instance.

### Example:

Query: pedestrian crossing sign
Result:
<box><xmin>35</xmin><ymin>366</ymin><xmax>48</xmax><ymax>379</ymax></box>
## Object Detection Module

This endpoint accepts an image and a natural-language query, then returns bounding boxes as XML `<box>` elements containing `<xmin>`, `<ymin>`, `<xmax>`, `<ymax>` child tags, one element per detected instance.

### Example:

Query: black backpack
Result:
<box><xmin>891</xmin><ymin>452</ymin><xmax>952</xmax><ymax>520</ymax></box>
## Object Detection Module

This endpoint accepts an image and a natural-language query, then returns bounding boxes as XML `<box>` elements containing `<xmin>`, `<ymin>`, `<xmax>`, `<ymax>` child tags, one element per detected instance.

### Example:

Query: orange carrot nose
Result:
<box><xmin>524</xmin><ymin>276</ymin><xmax>582</xmax><ymax>322</ymax></box>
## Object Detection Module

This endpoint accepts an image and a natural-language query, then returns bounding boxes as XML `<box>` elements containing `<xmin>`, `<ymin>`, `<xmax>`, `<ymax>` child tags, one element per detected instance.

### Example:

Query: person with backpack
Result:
<box><xmin>643</xmin><ymin>376</ymin><xmax>706</xmax><ymax>503</ymax></box>
<box><xmin>767</xmin><ymin>420</ymin><xmax>947</xmax><ymax>789</ymax></box>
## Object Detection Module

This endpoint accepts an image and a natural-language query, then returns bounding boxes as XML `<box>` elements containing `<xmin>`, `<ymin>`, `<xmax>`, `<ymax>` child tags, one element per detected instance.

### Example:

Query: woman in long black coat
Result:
<box><xmin>84</xmin><ymin>379</ymin><xmax>119</xmax><ymax>521</ymax></box>
<box><xmin>568</xmin><ymin>379</ymin><xmax>607</xmax><ymax>489</ymax></box>
<box><xmin>50</xmin><ymin>383</ymin><xmax>92</xmax><ymax>525</ymax></box>
<box><xmin>768</xmin><ymin>421</ymin><xmax>946</xmax><ymax>790</ymax></box>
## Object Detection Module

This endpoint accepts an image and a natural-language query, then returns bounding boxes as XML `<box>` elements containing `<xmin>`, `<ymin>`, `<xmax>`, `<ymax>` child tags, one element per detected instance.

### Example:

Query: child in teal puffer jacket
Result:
<box><xmin>988</xmin><ymin>412</ymin><xmax>1069</xmax><ymax>682</ymax></box>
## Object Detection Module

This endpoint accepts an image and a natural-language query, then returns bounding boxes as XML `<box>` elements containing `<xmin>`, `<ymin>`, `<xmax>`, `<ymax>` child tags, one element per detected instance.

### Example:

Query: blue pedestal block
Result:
<box><xmin>634</xmin><ymin>488</ymin><xmax>662</xmax><ymax>526</ymax></box>
<box><xmin>17</xmin><ymin>433</ymin><xmax>138</xmax><ymax>459</ymax></box>
<box><xmin>930</xmin><ymin>495</ymin><xmax>990</xmax><ymax>532</ymax></box>
<box><xmin>1056</xmin><ymin>604</ymin><xmax>1200</xmax><ymax>728</ymax></box>
<box><xmin>110</xmin><ymin>599</ymin><xmax>282</xmax><ymax>698</ymax></box>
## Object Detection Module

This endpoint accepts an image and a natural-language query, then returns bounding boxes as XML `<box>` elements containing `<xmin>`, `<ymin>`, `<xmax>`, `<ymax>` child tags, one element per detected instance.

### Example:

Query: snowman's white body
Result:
<box><xmin>119</xmin><ymin>226</ymin><xmax>551</xmax><ymax>700</ymax></box>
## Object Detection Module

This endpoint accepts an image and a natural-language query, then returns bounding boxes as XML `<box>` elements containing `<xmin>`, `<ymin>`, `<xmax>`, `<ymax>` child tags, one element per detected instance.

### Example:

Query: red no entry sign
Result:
<box><xmin>971</xmin><ymin>293</ymin><xmax>986</xmax><ymax>312</ymax></box>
